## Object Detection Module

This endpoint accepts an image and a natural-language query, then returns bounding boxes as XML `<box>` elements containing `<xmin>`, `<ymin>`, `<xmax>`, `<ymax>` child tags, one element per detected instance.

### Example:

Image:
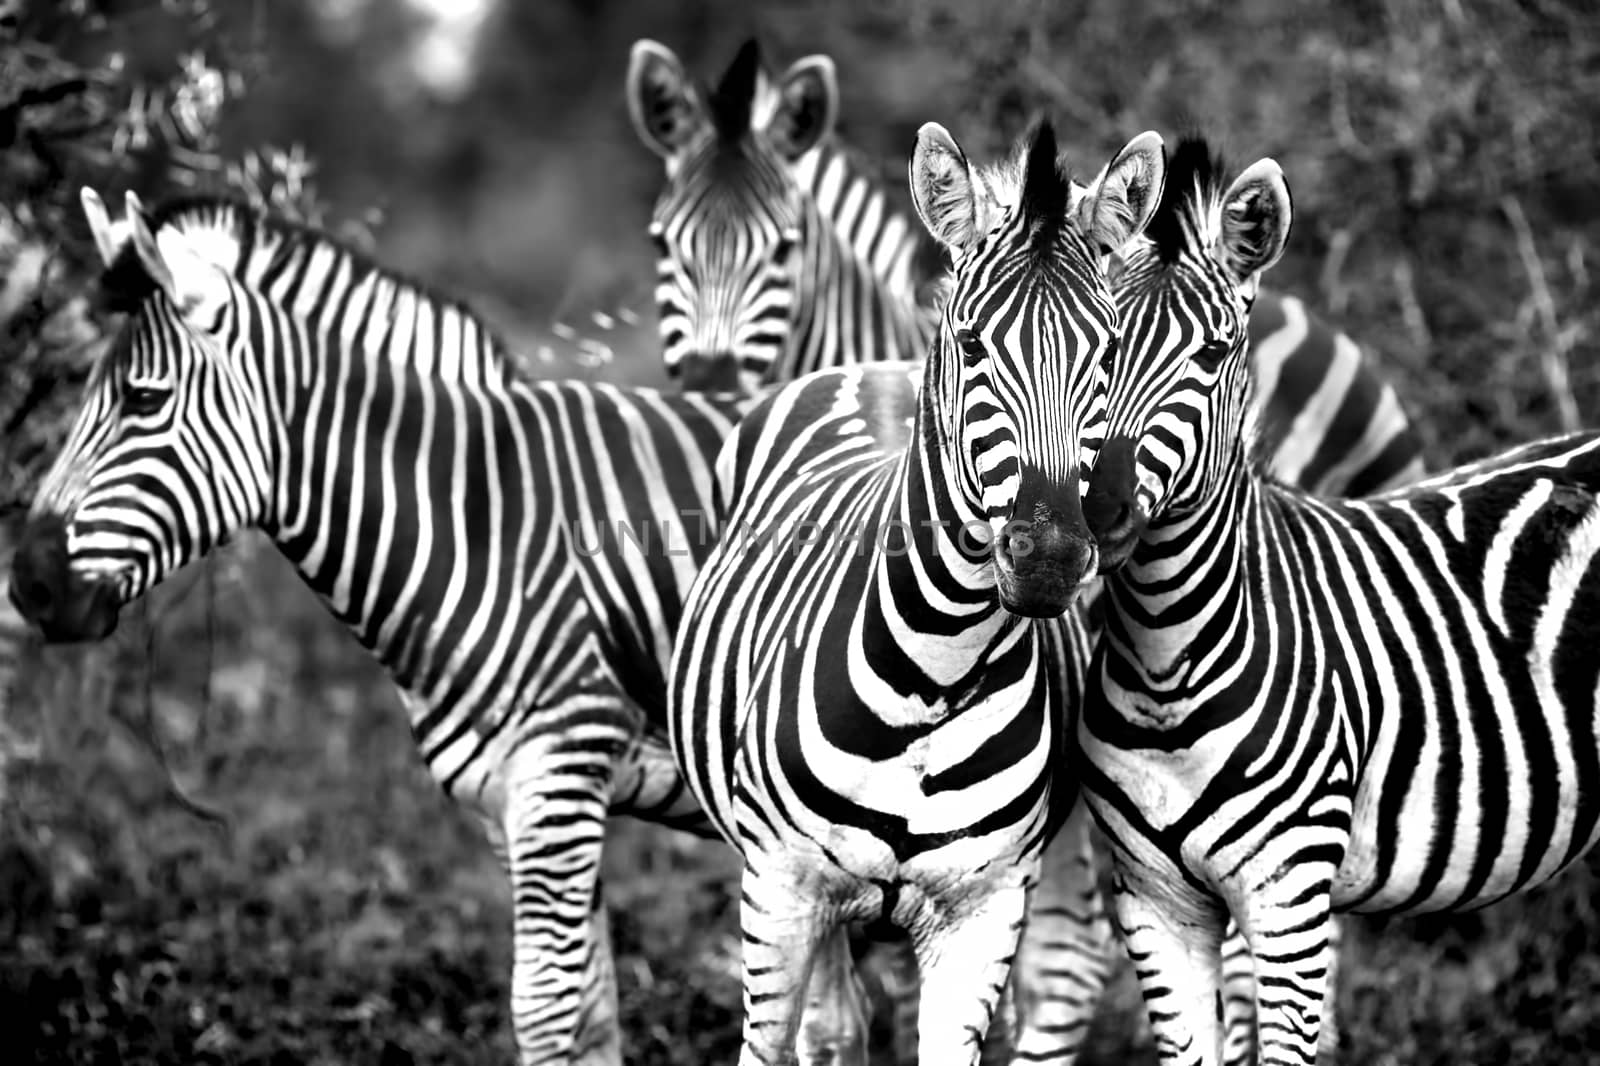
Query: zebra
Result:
<box><xmin>2</xmin><ymin>191</ymin><xmax>881</xmax><ymax>1066</ymax></box>
<box><xmin>667</xmin><ymin>119</ymin><xmax>1165</xmax><ymax>1065</ymax></box>
<box><xmin>1074</xmin><ymin>134</ymin><xmax>1600</xmax><ymax>1066</ymax></box>
<box><xmin>625</xmin><ymin>37</ymin><xmax>1426</xmax><ymax>499</ymax></box>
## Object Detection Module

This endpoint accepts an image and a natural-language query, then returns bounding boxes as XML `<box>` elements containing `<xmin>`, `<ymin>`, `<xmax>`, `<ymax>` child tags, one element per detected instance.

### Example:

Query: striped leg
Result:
<box><xmin>795</xmin><ymin>924</ymin><xmax>872</xmax><ymax>1066</ymax></box>
<box><xmin>1111</xmin><ymin>871</ymin><xmax>1226</xmax><ymax>1066</ymax></box>
<box><xmin>737</xmin><ymin>866</ymin><xmax>833</xmax><ymax>1066</ymax></box>
<box><xmin>1012</xmin><ymin>800</ymin><xmax>1115</xmax><ymax>1063</ymax></box>
<box><xmin>1220</xmin><ymin>916</ymin><xmax>1343</xmax><ymax>1065</ymax></box>
<box><xmin>502</xmin><ymin>743</ymin><xmax>622</xmax><ymax>1066</ymax></box>
<box><xmin>912</xmin><ymin>879</ymin><xmax>1033</xmax><ymax>1066</ymax></box>
<box><xmin>1235</xmin><ymin>880</ymin><xmax>1338</xmax><ymax>1066</ymax></box>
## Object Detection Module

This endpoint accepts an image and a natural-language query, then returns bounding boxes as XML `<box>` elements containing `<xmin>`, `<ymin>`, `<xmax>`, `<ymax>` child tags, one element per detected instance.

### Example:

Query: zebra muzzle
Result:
<box><xmin>1082</xmin><ymin>436</ymin><xmax>1146</xmax><ymax>574</ymax></box>
<box><xmin>8</xmin><ymin>516</ymin><xmax>123</xmax><ymax>643</ymax></box>
<box><xmin>994</xmin><ymin>520</ymin><xmax>1098</xmax><ymax>617</ymax></box>
<box><xmin>678</xmin><ymin>351</ymin><xmax>745</xmax><ymax>393</ymax></box>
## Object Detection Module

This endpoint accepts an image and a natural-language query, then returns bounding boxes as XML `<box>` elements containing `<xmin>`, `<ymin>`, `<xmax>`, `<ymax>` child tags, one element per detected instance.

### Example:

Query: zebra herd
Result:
<box><xmin>3</xmin><ymin>34</ymin><xmax>1595</xmax><ymax>1066</ymax></box>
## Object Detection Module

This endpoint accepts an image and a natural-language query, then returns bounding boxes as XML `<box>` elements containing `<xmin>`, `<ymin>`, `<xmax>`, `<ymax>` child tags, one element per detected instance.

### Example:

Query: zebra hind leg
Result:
<box><xmin>502</xmin><ymin>747</ymin><xmax>622</xmax><ymax>1066</ymax></box>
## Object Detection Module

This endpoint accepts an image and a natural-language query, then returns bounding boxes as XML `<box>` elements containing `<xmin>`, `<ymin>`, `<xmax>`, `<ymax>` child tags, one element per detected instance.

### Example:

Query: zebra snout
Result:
<box><xmin>678</xmin><ymin>351</ymin><xmax>744</xmax><ymax>394</ymax></box>
<box><xmin>1083</xmin><ymin>436</ymin><xmax>1145</xmax><ymax>574</ymax></box>
<box><xmin>993</xmin><ymin>516</ymin><xmax>1098</xmax><ymax>618</ymax></box>
<box><xmin>8</xmin><ymin>517</ymin><xmax>121</xmax><ymax>643</ymax></box>
<box><xmin>1083</xmin><ymin>491</ymin><xmax>1143</xmax><ymax>574</ymax></box>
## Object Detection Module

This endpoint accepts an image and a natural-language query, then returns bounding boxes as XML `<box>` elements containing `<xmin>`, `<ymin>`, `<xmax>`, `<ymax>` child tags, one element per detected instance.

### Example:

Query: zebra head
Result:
<box><xmin>910</xmin><ymin>120</ymin><xmax>1165</xmax><ymax>617</ymax></box>
<box><xmin>9</xmin><ymin>191</ymin><xmax>272</xmax><ymax>642</ymax></box>
<box><xmin>627</xmin><ymin>37</ymin><xmax>836</xmax><ymax>393</ymax></box>
<box><xmin>1082</xmin><ymin>137</ymin><xmax>1292</xmax><ymax>571</ymax></box>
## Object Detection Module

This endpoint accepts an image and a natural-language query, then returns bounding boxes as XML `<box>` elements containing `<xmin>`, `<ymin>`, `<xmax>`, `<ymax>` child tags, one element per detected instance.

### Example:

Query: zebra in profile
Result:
<box><xmin>624</xmin><ymin>37</ymin><xmax>1426</xmax><ymax>498</ymax></box>
<box><xmin>668</xmin><ymin>118</ymin><xmax>1165</xmax><ymax>1065</ymax></box>
<box><xmin>3</xmin><ymin>192</ymin><xmax>886</xmax><ymax>1066</ymax></box>
<box><xmin>1076</xmin><ymin>134</ymin><xmax>1600</xmax><ymax>1066</ymax></box>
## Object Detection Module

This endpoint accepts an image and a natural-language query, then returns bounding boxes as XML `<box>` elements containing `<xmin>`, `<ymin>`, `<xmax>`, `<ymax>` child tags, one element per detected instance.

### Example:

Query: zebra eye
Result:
<box><xmin>954</xmin><ymin>328</ymin><xmax>985</xmax><ymax>362</ymax></box>
<box><xmin>1194</xmin><ymin>339</ymin><xmax>1229</xmax><ymax>373</ymax></box>
<box><xmin>1099</xmin><ymin>336</ymin><xmax>1119</xmax><ymax>373</ymax></box>
<box><xmin>122</xmin><ymin>384</ymin><xmax>170</xmax><ymax>417</ymax></box>
<box><xmin>773</xmin><ymin>231</ymin><xmax>798</xmax><ymax>267</ymax></box>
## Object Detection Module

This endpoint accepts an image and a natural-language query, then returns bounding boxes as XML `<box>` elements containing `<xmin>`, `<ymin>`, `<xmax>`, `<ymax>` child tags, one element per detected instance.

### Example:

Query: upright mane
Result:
<box><xmin>98</xmin><ymin>195</ymin><xmax>518</xmax><ymax>388</ymax></box>
<box><xmin>1143</xmin><ymin>134</ymin><xmax>1228</xmax><ymax>263</ymax></box>
<box><xmin>709</xmin><ymin>38</ymin><xmax>762</xmax><ymax>143</ymax></box>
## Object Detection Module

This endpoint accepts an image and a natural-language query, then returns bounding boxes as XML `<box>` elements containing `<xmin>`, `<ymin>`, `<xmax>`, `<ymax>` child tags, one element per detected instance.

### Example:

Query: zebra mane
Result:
<box><xmin>101</xmin><ymin>195</ymin><xmax>517</xmax><ymax>388</ymax></box>
<box><xmin>710</xmin><ymin>38</ymin><xmax>761</xmax><ymax>142</ymax></box>
<box><xmin>1144</xmin><ymin>133</ymin><xmax>1228</xmax><ymax>263</ymax></box>
<box><xmin>1019</xmin><ymin>120</ymin><xmax>1070</xmax><ymax>254</ymax></box>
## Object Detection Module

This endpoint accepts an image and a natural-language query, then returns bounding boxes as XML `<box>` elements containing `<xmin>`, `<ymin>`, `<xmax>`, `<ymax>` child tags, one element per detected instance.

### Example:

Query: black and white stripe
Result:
<box><xmin>1079</xmin><ymin>135</ymin><xmax>1600</xmax><ymax>1066</ymax></box>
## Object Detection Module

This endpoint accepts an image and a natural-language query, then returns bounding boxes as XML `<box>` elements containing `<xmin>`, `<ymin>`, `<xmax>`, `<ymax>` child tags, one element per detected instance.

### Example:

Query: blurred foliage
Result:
<box><xmin>2</xmin><ymin>0</ymin><xmax>1599</xmax><ymax>1063</ymax></box>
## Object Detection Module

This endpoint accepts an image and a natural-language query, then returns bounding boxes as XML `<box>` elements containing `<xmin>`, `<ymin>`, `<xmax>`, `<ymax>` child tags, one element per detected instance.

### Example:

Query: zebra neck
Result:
<box><xmin>846</xmin><ymin>391</ymin><xmax>1034</xmax><ymax>721</ymax></box>
<box><xmin>260</xmin><ymin>341</ymin><xmax>528</xmax><ymax>694</ymax></box>
<box><xmin>1105</xmin><ymin>457</ymin><xmax>1264</xmax><ymax>709</ymax></box>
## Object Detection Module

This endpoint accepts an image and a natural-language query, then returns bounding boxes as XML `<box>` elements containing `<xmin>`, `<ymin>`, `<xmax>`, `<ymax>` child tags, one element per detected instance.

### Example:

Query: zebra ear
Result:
<box><xmin>124</xmin><ymin>192</ymin><xmax>231</xmax><ymax>329</ymax></box>
<box><xmin>1219</xmin><ymin>158</ymin><xmax>1291</xmax><ymax>289</ymax></box>
<box><xmin>80</xmin><ymin>187</ymin><xmax>127</xmax><ymax>268</ymax></box>
<box><xmin>909</xmin><ymin>122</ymin><xmax>979</xmax><ymax>252</ymax></box>
<box><xmin>627</xmin><ymin>39</ymin><xmax>709</xmax><ymax>163</ymax></box>
<box><xmin>1079</xmin><ymin>131</ymin><xmax>1166</xmax><ymax>257</ymax></box>
<box><xmin>766</xmin><ymin>55</ymin><xmax>837</xmax><ymax>160</ymax></box>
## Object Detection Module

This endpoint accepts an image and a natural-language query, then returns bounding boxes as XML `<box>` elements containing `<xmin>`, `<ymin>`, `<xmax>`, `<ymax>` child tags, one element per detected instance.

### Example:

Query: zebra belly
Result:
<box><xmin>1337</xmin><ymin>687</ymin><xmax>1600</xmax><ymax>914</ymax></box>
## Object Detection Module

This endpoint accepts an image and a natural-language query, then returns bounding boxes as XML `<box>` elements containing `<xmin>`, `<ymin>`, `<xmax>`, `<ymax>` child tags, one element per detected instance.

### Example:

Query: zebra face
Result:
<box><xmin>910</xmin><ymin>120</ymin><xmax>1165</xmax><ymax>617</ymax></box>
<box><xmin>628</xmin><ymin>38</ymin><xmax>838</xmax><ymax>393</ymax></box>
<box><xmin>1083</xmin><ymin>143</ymin><xmax>1293</xmax><ymax>572</ymax></box>
<box><xmin>9</xmin><ymin>191</ymin><xmax>265</xmax><ymax>642</ymax></box>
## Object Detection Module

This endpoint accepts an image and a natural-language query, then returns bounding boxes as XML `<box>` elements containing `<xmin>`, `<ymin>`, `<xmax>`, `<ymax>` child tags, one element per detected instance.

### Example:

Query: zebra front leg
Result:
<box><xmin>737</xmin><ymin>865</ymin><xmax>834</xmax><ymax>1066</ymax></box>
<box><xmin>794</xmin><ymin>923</ymin><xmax>872</xmax><ymax>1066</ymax></box>
<box><xmin>911</xmin><ymin>880</ymin><xmax>1032</xmax><ymax>1066</ymax></box>
<box><xmin>503</xmin><ymin>750</ymin><xmax>622</xmax><ymax>1066</ymax></box>
<box><xmin>1236</xmin><ymin>886</ymin><xmax>1338</xmax><ymax>1066</ymax></box>
<box><xmin>1220</xmin><ymin>914</ymin><xmax>1344</xmax><ymax>1065</ymax></box>
<box><xmin>1111</xmin><ymin>871</ymin><xmax>1226</xmax><ymax>1066</ymax></box>
<box><xmin>1012</xmin><ymin>800</ymin><xmax>1115</xmax><ymax>1064</ymax></box>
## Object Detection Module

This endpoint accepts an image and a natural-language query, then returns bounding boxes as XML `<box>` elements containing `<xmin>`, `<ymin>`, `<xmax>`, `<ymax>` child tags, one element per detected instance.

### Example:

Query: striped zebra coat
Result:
<box><xmin>668</xmin><ymin>120</ymin><xmax>1165</xmax><ymax>1066</ymax></box>
<box><xmin>6</xmin><ymin>193</ymin><xmax>759</xmax><ymax>1066</ymax></box>
<box><xmin>1077</xmin><ymin>136</ymin><xmax>1600</xmax><ymax>1066</ymax></box>
<box><xmin>625</xmin><ymin>37</ymin><xmax>1426</xmax><ymax>499</ymax></box>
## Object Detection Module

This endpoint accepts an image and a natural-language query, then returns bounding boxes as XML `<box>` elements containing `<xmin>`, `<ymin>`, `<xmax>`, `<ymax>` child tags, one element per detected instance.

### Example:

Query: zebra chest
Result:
<box><xmin>731</xmin><ymin>651</ymin><xmax>1053</xmax><ymax>873</ymax></box>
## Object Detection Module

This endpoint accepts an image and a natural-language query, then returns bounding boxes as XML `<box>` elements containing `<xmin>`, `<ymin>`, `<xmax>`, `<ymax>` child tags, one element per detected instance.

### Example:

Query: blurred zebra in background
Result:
<box><xmin>1079</xmin><ymin>134</ymin><xmax>1600</xmax><ymax>1066</ymax></box>
<box><xmin>3</xmin><ymin>191</ymin><xmax>882</xmax><ymax>1066</ymax></box>
<box><xmin>623</xmin><ymin>37</ymin><xmax>1426</xmax><ymax>498</ymax></box>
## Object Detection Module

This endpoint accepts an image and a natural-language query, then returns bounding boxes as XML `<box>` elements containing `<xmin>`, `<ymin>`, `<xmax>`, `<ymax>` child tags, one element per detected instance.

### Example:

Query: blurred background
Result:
<box><xmin>1</xmin><ymin>0</ymin><xmax>1597</xmax><ymax>1063</ymax></box>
